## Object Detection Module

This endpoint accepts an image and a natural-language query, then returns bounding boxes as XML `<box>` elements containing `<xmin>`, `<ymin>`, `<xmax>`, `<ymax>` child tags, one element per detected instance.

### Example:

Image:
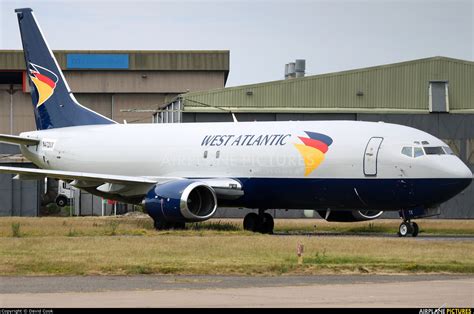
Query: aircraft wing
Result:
<box><xmin>0</xmin><ymin>166</ymin><xmax>243</xmax><ymax>198</ymax></box>
<box><xmin>0</xmin><ymin>134</ymin><xmax>40</xmax><ymax>146</ymax></box>
<box><xmin>0</xmin><ymin>166</ymin><xmax>158</xmax><ymax>185</ymax></box>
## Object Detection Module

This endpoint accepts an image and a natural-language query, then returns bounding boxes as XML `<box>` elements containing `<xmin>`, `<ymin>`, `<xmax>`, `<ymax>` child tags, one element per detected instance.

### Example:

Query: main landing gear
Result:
<box><xmin>243</xmin><ymin>209</ymin><xmax>274</xmax><ymax>234</ymax></box>
<box><xmin>398</xmin><ymin>220</ymin><xmax>419</xmax><ymax>237</ymax></box>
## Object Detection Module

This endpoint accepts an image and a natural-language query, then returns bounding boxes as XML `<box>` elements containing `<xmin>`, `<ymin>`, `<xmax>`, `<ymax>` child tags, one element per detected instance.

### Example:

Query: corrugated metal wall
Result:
<box><xmin>59</xmin><ymin>71</ymin><xmax>225</xmax><ymax>93</ymax></box>
<box><xmin>181</xmin><ymin>57</ymin><xmax>474</xmax><ymax>113</ymax></box>
<box><xmin>0</xmin><ymin>50</ymin><xmax>230</xmax><ymax>72</ymax></box>
<box><xmin>0</xmin><ymin>144</ymin><xmax>40</xmax><ymax>217</ymax></box>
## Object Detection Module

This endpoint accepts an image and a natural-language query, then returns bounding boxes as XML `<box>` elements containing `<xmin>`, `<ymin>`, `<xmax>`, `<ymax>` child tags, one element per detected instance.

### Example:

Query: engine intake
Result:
<box><xmin>144</xmin><ymin>180</ymin><xmax>217</xmax><ymax>223</ymax></box>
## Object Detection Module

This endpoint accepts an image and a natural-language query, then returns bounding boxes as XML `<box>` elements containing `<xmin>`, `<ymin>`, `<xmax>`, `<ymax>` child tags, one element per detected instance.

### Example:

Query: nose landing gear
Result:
<box><xmin>398</xmin><ymin>220</ymin><xmax>419</xmax><ymax>237</ymax></box>
<box><xmin>397</xmin><ymin>207</ymin><xmax>441</xmax><ymax>237</ymax></box>
<box><xmin>398</xmin><ymin>208</ymin><xmax>423</xmax><ymax>237</ymax></box>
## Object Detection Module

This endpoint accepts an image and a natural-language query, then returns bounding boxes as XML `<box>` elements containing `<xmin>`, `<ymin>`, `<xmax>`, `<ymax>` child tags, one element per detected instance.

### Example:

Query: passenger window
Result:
<box><xmin>216</xmin><ymin>151</ymin><xmax>220</xmax><ymax>159</ymax></box>
<box><xmin>424</xmin><ymin>147</ymin><xmax>445</xmax><ymax>155</ymax></box>
<box><xmin>203</xmin><ymin>151</ymin><xmax>208</xmax><ymax>158</ymax></box>
<box><xmin>414</xmin><ymin>147</ymin><xmax>424</xmax><ymax>158</ymax></box>
<box><xmin>401</xmin><ymin>147</ymin><xmax>413</xmax><ymax>157</ymax></box>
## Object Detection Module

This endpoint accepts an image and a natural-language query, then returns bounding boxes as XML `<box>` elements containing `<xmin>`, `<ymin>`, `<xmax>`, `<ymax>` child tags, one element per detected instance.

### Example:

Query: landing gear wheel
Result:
<box><xmin>411</xmin><ymin>222</ymin><xmax>419</xmax><ymax>237</ymax></box>
<box><xmin>243</xmin><ymin>213</ymin><xmax>259</xmax><ymax>232</ymax></box>
<box><xmin>56</xmin><ymin>195</ymin><xmax>68</xmax><ymax>207</ymax></box>
<box><xmin>398</xmin><ymin>222</ymin><xmax>410</xmax><ymax>237</ymax></box>
<box><xmin>261</xmin><ymin>213</ymin><xmax>274</xmax><ymax>234</ymax></box>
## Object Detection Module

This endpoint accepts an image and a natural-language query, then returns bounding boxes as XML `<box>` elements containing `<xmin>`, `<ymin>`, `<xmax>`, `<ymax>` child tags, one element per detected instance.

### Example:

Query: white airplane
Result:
<box><xmin>0</xmin><ymin>8</ymin><xmax>471</xmax><ymax>236</ymax></box>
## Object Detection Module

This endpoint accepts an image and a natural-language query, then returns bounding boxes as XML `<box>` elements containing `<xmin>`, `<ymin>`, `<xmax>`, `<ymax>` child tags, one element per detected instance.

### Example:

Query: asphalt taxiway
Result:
<box><xmin>1</xmin><ymin>275</ymin><xmax>472</xmax><ymax>307</ymax></box>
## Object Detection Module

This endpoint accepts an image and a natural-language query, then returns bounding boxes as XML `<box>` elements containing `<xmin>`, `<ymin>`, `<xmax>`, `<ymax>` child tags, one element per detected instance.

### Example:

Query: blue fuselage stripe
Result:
<box><xmin>213</xmin><ymin>178</ymin><xmax>472</xmax><ymax>210</ymax></box>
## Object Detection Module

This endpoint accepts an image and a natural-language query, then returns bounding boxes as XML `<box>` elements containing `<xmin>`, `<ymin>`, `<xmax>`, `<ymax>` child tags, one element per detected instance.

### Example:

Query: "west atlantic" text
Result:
<box><xmin>201</xmin><ymin>134</ymin><xmax>291</xmax><ymax>147</ymax></box>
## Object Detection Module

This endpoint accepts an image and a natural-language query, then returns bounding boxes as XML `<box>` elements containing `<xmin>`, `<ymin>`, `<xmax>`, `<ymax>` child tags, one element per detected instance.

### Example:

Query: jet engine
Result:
<box><xmin>316</xmin><ymin>210</ymin><xmax>383</xmax><ymax>222</ymax></box>
<box><xmin>143</xmin><ymin>180</ymin><xmax>217</xmax><ymax>224</ymax></box>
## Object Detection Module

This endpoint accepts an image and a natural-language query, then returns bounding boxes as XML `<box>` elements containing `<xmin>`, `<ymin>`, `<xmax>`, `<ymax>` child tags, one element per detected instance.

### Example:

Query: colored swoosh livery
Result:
<box><xmin>0</xmin><ymin>8</ymin><xmax>471</xmax><ymax>237</ymax></box>
<box><xmin>29</xmin><ymin>63</ymin><xmax>58</xmax><ymax>107</ymax></box>
<box><xmin>294</xmin><ymin>131</ymin><xmax>333</xmax><ymax>176</ymax></box>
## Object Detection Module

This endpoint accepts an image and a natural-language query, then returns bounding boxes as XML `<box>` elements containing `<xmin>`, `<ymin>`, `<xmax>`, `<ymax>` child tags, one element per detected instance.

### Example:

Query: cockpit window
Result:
<box><xmin>414</xmin><ymin>147</ymin><xmax>424</xmax><ymax>158</ymax></box>
<box><xmin>443</xmin><ymin>146</ymin><xmax>454</xmax><ymax>155</ymax></box>
<box><xmin>424</xmin><ymin>147</ymin><xmax>446</xmax><ymax>155</ymax></box>
<box><xmin>401</xmin><ymin>147</ymin><xmax>413</xmax><ymax>157</ymax></box>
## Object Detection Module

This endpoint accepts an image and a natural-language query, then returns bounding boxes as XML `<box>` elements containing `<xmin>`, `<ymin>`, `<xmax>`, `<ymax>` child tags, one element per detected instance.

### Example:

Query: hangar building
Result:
<box><xmin>158</xmin><ymin>56</ymin><xmax>474</xmax><ymax>219</ymax></box>
<box><xmin>0</xmin><ymin>50</ymin><xmax>229</xmax><ymax>216</ymax></box>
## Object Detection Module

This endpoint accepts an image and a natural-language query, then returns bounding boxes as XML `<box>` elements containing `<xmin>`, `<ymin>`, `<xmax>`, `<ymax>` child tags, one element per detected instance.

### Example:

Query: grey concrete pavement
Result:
<box><xmin>0</xmin><ymin>275</ymin><xmax>473</xmax><ymax>308</ymax></box>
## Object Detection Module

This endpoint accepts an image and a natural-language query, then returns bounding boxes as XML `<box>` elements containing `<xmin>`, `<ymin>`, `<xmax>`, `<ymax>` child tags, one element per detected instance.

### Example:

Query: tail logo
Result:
<box><xmin>294</xmin><ymin>131</ymin><xmax>333</xmax><ymax>176</ymax></box>
<box><xmin>28</xmin><ymin>63</ymin><xmax>58</xmax><ymax>108</ymax></box>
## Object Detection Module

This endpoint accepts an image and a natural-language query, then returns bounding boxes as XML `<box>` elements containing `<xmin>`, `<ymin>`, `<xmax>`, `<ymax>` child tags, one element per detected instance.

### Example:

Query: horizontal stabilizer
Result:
<box><xmin>0</xmin><ymin>134</ymin><xmax>40</xmax><ymax>146</ymax></box>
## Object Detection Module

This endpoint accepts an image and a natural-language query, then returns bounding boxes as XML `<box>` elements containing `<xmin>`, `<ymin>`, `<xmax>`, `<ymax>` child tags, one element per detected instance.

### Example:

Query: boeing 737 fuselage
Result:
<box><xmin>0</xmin><ymin>8</ymin><xmax>471</xmax><ymax>237</ymax></box>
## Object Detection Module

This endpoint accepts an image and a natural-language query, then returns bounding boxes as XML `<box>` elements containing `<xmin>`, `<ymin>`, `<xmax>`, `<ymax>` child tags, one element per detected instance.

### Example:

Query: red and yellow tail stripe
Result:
<box><xmin>29</xmin><ymin>63</ymin><xmax>58</xmax><ymax>108</ymax></box>
<box><xmin>294</xmin><ymin>131</ymin><xmax>333</xmax><ymax>176</ymax></box>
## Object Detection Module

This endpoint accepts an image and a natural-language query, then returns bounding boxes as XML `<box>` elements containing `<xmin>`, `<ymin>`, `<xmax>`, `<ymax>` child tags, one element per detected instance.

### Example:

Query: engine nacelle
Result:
<box><xmin>144</xmin><ymin>180</ymin><xmax>217</xmax><ymax>223</ymax></box>
<box><xmin>316</xmin><ymin>210</ymin><xmax>383</xmax><ymax>222</ymax></box>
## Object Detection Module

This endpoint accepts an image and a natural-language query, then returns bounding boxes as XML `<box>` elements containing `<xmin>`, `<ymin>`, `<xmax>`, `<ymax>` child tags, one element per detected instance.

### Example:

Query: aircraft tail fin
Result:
<box><xmin>15</xmin><ymin>8</ymin><xmax>116</xmax><ymax>130</ymax></box>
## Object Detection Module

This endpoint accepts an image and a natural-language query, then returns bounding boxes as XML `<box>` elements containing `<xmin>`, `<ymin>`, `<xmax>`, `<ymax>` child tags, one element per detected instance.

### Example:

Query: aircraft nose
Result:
<box><xmin>447</xmin><ymin>159</ymin><xmax>473</xmax><ymax>193</ymax></box>
<box><xmin>451</xmin><ymin>159</ymin><xmax>473</xmax><ymax>180</ymax></box>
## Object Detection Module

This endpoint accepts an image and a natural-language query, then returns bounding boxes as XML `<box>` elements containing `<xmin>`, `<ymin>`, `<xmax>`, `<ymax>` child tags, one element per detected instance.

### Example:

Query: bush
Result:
<box><xmin>67</xmin><ymin>228</ymin><xmax>78</xmax><ymax>237</ymax></box>
<box><xmin>11</xmin><ymin>222</ymin><xmax>21</xmax><ymax>237</ymax></box>
<box><xmin>41</xmin><ymin>203</ymin><xmax>61</xmax><ymax>216</ymax></box>
<box><xmin>107</xmin><ymin>220</ymin><xmax>120</xmax><ymax>235</ymax></box>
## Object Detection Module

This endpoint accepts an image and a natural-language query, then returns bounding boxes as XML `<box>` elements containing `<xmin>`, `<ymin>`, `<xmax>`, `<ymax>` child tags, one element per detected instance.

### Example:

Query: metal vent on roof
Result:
<box><xmin>284</xmin><ymin>59</ymin><xmax>305</xmax><ymax>79</ymax></box>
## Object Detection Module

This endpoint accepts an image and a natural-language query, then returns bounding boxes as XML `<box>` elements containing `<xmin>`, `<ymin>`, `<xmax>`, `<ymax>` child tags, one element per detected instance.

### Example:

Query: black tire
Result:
<box><xmin>56</xmin><ymin>195</ymin><xmax>68</xmax><ymax>207</ymax></box>
<box><xmin>261</xmin><ymin>213</ymin><xmax>274</xmax><ymax>234</ymax></box>
<box><xmin>243</xmin><ymin>213</ymin><xmax>259</xmax><ymax>232</ymax></box>
<box><xmin>411</xmin><ymin>222</ymin><xmax>419</xmax><ymax>237</ymax></box>
<box><xmin>398</xmin><ymin>222</ymin><xmax>410</xmax><ymax>237</ymax></box>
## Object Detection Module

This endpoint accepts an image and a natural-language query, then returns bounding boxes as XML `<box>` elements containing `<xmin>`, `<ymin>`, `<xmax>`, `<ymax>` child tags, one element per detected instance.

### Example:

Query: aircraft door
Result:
<box><xmin>364</xmin><ymin>137</ymin><xmax>383</xmax><ymax>176</ymax></box>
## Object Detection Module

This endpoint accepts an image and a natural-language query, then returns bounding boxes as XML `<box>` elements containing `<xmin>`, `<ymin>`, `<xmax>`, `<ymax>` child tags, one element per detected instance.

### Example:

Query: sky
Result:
<box><xmin>0</xmin><ymin>0</ymin><xmax>472</xmax><ymax>87</ymax></box>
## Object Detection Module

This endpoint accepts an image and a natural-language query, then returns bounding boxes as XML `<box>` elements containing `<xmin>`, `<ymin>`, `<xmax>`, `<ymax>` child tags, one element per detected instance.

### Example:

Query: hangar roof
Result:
<box><xmin>0</xmin><ymin>50</ymin><xmax>230</xmax><ymax>81</ymax></box>
<box><xmin>174</xmin><ymin>56</ymin><xmax>473</xmax><ymax>114</ymax></box>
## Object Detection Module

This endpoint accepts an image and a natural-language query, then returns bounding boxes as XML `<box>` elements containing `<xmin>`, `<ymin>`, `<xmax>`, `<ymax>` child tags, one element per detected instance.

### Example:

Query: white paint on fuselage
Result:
<box><xmin>19</xmin><ymin>120</ymin><xmax>472</xmax><ymax>180</ymax></box>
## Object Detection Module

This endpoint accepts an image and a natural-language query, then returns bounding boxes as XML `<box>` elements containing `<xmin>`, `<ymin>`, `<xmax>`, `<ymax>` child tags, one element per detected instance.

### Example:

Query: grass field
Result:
<box><xmin>0</xmin><ymin>216</ymin><xmax>473</xmax><ymax>276</ymax></box>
